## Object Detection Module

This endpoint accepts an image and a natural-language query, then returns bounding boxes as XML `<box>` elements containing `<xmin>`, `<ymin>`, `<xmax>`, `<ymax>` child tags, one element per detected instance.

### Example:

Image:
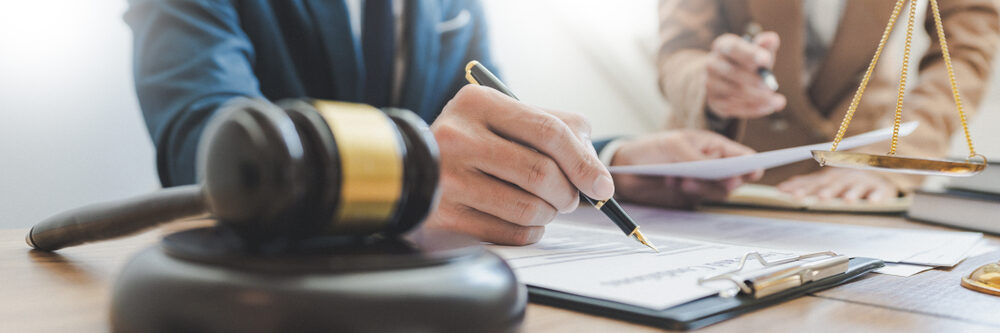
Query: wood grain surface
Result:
<box><xmin>2</xmin><ymin>210</ymin><xmax>998</xmax><ymax>332</ymax></box>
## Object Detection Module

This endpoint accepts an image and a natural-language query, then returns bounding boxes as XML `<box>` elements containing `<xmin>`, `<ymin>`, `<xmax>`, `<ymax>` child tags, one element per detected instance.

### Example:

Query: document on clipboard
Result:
<box><xmin>488</xmin><ymin>223</ymin><xmax>882</xmax><ymax>329</ymax></box>
<box><xmin>490</xmin><ymin>223</ymin><xmax>804</xmax><ymax>309</ymax></box>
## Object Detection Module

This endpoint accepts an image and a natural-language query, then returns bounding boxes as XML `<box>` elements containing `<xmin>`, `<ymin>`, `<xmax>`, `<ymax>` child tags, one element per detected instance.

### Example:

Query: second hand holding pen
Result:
<box><xmin>743</xmin><ymin>23</ymin><xmax>779</xmax><ymax>91</ymax></box>
<box><xmin>464</xmin><ymin>60</ymin><xmax>658</xmax><ymax>252</ymax></box>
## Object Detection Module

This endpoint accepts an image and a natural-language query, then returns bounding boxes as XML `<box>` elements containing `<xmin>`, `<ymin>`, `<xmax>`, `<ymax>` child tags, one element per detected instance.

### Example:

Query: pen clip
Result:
<box><xmin>465</xmin><ymin>61</ymin><xmax>481</xmax><ymax>85</ymax></box>
<box><xmin>697</xmin><ymin>251</ymin><xmax>849</xmax><ymax>298</ymax></box>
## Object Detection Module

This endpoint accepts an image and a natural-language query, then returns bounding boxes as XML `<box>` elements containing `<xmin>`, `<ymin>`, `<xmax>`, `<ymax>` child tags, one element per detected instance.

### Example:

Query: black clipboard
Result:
<box><xmin>527</xmin><ymin>255</ymin><xmax>883</xmax><ymax>330</ymax></box>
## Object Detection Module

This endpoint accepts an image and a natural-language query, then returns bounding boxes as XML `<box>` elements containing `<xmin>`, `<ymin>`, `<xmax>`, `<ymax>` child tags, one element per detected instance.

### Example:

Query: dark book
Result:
<box><xmin>907</xmin><ymin>189</ymin><xmax>1000</xmax><ymax>235</ymax></box>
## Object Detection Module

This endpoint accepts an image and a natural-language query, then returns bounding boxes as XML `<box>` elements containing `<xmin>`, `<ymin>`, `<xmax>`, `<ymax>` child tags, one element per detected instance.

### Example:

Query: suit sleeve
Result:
<box><xmin>125</xmin><ymin>0</ymin><xmax>265</xmax><ymax>187</ymax></box>
<box><xmin>856</xmin><ymin>0</ymin><xmax>999</xmax><ymax>191</ymax></box>
<box><xmin>657</xmin><ymin>0</ymin><xmax>733</xmax><ymax>134</ymax></box>
<box><xmin>441</xmin><ymin>0</ymin><xmax>497</xmax><ymax>102</ymax></box>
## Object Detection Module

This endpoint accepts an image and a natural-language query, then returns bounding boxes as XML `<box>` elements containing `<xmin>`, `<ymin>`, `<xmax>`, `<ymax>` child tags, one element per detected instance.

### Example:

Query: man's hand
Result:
<box><xmin>777</xmin><ymin>168</ymin><xmax>900</xmax><ymax>203</ymax></box>
<box><xmin>706</xmin><ymin>32</ymin><xmax>786</xmax><ymax>119</ymax></box>
<box><xmin>423</xmin><ymin>85</ymin><xmax>614</xmax><ymax>245</ymax></box>
<box><xmin>610</xmin><ymin>130</ymin><xmax>762</xmax><ymax>208</ymax></box>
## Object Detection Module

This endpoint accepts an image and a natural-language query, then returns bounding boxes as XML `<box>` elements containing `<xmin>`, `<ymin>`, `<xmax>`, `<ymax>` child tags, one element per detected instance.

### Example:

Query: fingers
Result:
<box><xmin>447</xmin><ymin>169</ymin><xmax>559</xmax><ymax>227</ymax></box>
<box><xmin>745</xmin><ymin>169</ymin><xmax>765</xmax><ymax>182</ymax></box>
<box><xmin>753</xmin><ymin>31</ymin><xmax>780</xmax><ymax>65</ymax></box>
<box><xmin>777</xmin><ymin>170</ymin><xmax>901</xmax><ymax>203</ymax></box>
<box><xmin>461</xmin><ymin>87</ymin><xmax>613</xmax><ymax>200</ymax></box>
<box><xmin>705</xmin><ymin>60</ymin><xmax>786</xmax><ymax>117</ymax></box>
<box><xmin>868</xmin><ymin>184</ymin><xmax>898</xmax><ymax>203</ymax></box>
<box><xmin>707</xmin><ymin>53</ymin><xmax>776</xmax><ymax>92</ymax></box>
<box><xmin>471</xmin><ymin>135</ymin><xmax>578</xmax><ymax>212</ymax></box>
<box><xmin>816</xmin><ymin>178</ymin><xmax>852</xmax><ymax>201</ymax></box>
<box><xmin>427</xmin><ymin>201</ymin><xmax>545</xmax><ymax>246</ymax></box>
<box><xmin>685</xmin><ymin>131</ymin><xmax>764</xmax><ymax>182</ymax></box>
<box><xmin>610</xmin><ymin>131</ymin><xmax>757</xmax><ymax>207</ymax></box>
<box><xmin>697</xmin><ymin>131</ymin><xmax>756</xmax><ymax>157</ymax></box>
<box><xmin>777</xmin><ymin>173</ymin><xmax>827</xmax><ymax>199</ymax></box>
<box><xmin>690</xmin><ymin>131</ymin><xmax>764</xmax><ymax>182</ymax></box>
<box><xmin>429</xmin><ymin>85</ymin><xmax>613</xmax><ymax>245</ymax></box>
<box><xmin>706</xmin><ymin>33</ymin><xmax>786</xmax><ymax>119</ymax></box>
<box><xmin>712</xmin><ymin>34</ymin><xmax>771</xmax><ymax>71</ymax></box>
<box><xmin>661</xmin><ymin>136</ymin><xmax>711</xmax><ymax>162</ymax></box>
<box><xmin>707</xmin><ymin>95</ymin><xmax>785</xmax><ymax>119</ymax></box>
<box><xmin>546</xmin><ymin>109</ymin><xmax>593</xmax><ymax>147</ymax></box>
<box><xmin>706</xmin><ymin>53</ymin><xmax>736</xmax><ymax>78</ymax></box>
<box><xmin>722</xmin><ymin>176</ymin><xmax>744</xmax><ymax>192</ymax></box>
<box><xmin>841</xmin><ymin>183</ymin><xmax>876</xmax><ymax>204</ymax></box>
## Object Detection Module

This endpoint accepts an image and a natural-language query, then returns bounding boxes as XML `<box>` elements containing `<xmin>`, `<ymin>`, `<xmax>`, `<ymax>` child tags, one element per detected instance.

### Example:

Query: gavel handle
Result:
<box><xmin>26</xmin><ymin>185</ymin><xmax>208</xmax><ymax>251</ymax></box>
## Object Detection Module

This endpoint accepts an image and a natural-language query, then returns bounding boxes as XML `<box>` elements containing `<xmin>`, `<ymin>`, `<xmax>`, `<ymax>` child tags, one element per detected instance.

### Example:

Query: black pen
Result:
<box><xmin>464</xmin><ymin>60</ymin><xmax>659</xmax><ymax>252</ymax></box>
<box><xmin>744</xmin><ymin>23</ymin><xmax>779</xmax><ymax>91</ymax></box>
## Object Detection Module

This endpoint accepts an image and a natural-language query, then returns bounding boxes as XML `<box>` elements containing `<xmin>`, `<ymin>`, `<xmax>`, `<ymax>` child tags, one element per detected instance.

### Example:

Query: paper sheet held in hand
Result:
<box><xmin>608</xmin><ymin>122</ymin><xmax>918</xmax><ymax>179</ymax></box>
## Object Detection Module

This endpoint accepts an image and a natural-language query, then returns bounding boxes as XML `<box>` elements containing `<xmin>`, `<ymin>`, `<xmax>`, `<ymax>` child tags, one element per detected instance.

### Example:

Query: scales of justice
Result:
<box><xmin>808</xmin><ymin>0</ymin><xmax>998</xmax><ymax>296</ymax></box>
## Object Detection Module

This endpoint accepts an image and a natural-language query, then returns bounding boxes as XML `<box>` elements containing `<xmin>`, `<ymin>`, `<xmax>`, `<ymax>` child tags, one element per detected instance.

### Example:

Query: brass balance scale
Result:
<box><xmin>809</xmin><ymin>0</ymin><xmax>998</xmax><ymax>296</ymax></box>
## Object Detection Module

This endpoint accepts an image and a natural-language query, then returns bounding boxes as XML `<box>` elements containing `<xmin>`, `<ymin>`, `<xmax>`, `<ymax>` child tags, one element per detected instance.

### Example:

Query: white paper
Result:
<box><xmin>964</xmin><ymin>239</ymin><xmax>1000</xmax><ymax>258</ymax></box>
<box><xmin>608</xmin><ymin>121</ymin><xmax>919</xmax><ymax>179</ymax></box>
<box><xmin>490</xmin><ymin>224</ymin><xmax>802</xmax><ymax>310</ymax></box>
<box><xmin>874</xmin><ymin>263</ymin><xmax>934</xmax><ymax>277</ymax></box>
<box><xmin>870</xmin><ymin>238</ymin><xmax>1000</xmax><ymax>277</ymax></box>
<box><xmin>562</xmin><ymin>204</ymin><xmax>982</xmax><ymax>267</ymax></box>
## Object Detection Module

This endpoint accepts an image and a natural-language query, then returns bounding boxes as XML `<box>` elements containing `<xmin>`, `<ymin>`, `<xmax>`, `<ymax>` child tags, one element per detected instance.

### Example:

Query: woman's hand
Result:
<box><xmin>611</xmin><ymin>130</ymin><xmax>763</xmax><ymax>208</ymax></box>
<box><xmin>777</xmin><ymin>168</ymin><xmax>900</xmax><ymax>203</ymax></box>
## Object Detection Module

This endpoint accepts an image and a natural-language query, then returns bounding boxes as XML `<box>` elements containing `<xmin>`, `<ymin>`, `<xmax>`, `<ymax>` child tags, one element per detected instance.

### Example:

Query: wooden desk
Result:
<box><xmin>3</xmin><ymin>209</ymin><xmax>999</xmax><ymax>332</ymax></box>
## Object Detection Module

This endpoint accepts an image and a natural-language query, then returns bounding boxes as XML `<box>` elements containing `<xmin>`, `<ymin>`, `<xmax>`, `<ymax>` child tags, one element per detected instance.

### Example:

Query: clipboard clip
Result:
<box><xmin>697</xmin><ymin>251</ymin><xmax>849</xmax><ymax>298</ymax></box>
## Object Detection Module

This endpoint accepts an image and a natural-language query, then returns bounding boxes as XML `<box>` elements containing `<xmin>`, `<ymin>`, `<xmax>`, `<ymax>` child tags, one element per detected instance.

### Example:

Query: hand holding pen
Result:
<box><xmin>465</xmin><ymin>61</ymin><xmax>658</xmax><ymax>252</ymax></box>
<box><xmin>419</xmin><ymin>65</ymin><xmax>619</xmax><ymax>246</ymax></box>
<box><xmin>704</xmin><ymin>23</ymin><xmax>786</xmax><ymax>119</ymax></box>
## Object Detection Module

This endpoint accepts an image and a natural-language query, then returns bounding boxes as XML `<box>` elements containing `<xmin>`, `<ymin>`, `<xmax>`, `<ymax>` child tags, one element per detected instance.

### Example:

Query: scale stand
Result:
<box><xmin>812</xmin><ymin>0</ymin><xmax>987</xmax><ymax>176</ymax></box>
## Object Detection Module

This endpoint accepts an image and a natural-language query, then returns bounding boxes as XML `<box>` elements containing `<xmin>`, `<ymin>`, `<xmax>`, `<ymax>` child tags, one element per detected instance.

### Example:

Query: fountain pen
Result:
<box><xmin>464</xmin><ymin>60</ymin><xmax>659</xmax><ymax>252</ymax></box>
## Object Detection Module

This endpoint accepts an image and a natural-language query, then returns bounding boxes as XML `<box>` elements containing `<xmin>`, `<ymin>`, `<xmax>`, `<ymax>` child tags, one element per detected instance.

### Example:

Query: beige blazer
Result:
<box><xmin>657</xmin><ymin>0</ymin><xmax>999</xmax><ymax>189</ymax></box>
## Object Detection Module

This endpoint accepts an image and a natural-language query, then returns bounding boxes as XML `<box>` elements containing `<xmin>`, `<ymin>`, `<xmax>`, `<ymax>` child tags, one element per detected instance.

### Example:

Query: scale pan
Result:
<box><xmin>811</xmin><ymin>150</ymin><xmax>986</xmax><ymax>177</ymax></box>
<box><xmin>961</xmin><ymin>261</ymin><xmax>1000</xmax><ymax>297</ymax></box>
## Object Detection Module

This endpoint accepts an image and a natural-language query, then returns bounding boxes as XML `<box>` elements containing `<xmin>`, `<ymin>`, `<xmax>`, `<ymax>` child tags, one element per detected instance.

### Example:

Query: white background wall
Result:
<box><xmin>0</xmin><ymin>0</ymin><xmax>997</xmax><ymax>229</ymax></box>
<box><xmin>0</xmin><ymin>1</ymin><xmax>159</xmax><ymax>229</ymax></box>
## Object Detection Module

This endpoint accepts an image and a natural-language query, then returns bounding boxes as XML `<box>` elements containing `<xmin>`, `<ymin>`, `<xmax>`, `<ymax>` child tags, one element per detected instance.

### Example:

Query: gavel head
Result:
<box><xmin>198</xmin><ymin>98</ymin><xmax>440</xmax><ymax>240</ymax></box>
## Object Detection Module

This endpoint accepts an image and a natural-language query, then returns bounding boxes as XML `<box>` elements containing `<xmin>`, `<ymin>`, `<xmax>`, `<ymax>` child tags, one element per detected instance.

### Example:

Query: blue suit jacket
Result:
<box><xmin>125</xmin><ymin>0</ymin><xmax>496</xmax><ymax>186</ymax></box>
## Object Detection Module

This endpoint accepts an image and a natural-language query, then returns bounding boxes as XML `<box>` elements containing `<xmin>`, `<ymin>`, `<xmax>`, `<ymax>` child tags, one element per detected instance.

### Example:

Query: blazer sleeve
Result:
<box><xmin>657</xmin><ymin>0</ymin><xmax>733</xmax><ymax>134</ymax></box>
<box><xmin>445</xmin><ymin>0</ymin><xmax>498</xmax><ymax>100</ymax></box>
<box><xmin>125</xmin><ymin>0</ymin><xmax>265</xmax><ymax>187</ymax></box>
<box><xmin>856</xmin><ymin>0</ymin><xmax>999</xmax><ymax>191</ymax></box>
